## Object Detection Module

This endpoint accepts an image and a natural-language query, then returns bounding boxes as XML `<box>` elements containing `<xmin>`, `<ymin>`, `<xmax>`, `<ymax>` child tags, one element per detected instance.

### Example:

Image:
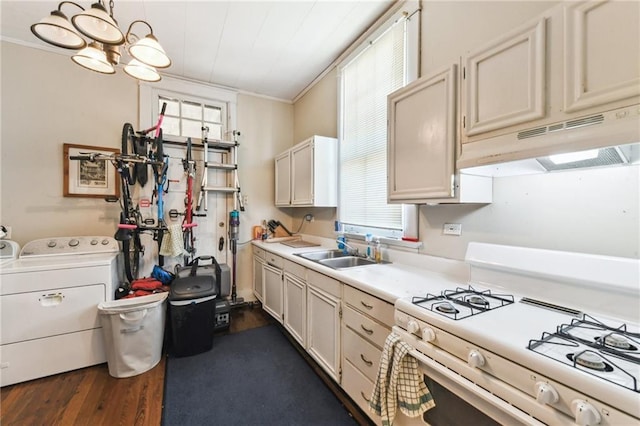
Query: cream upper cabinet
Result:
<box><xmin>563</xmin><ymin>1</ymin><xmax>640</xmax><ymax>113</ymax></box>
<box><xmin>387</xmin><ymin>65</ymin><xmax>492</xmax><ymax>204</ymax></box>
<box><xmin>275</xmin><ymin>135</ymin><xmax>338</xmax><ymax>207</ymax></box>
<box><xmin>457</xmin><ymin>0</ymin><xmax>640</xmax><ymax>167</ymax></box>
<box><xmin>388</xmin><ymin>65</ymin><xmax>457</xmax><ymax>201</ymax></box>
<box><xmin>462</xmin><ymin>17</ymin><xmax>547</xmax><ymax>141</ymax></box>
<box><xmin>274</xmin><ymin>151</ymin><xmax>291</xmax><ymax>206</ymax></box>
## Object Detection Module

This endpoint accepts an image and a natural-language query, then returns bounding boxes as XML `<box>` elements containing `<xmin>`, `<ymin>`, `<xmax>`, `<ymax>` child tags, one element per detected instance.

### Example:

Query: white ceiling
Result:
<box><xmin>0</xmin><ymin>0</ymin><xmax>394</xmax><ymax>101</ymax></box>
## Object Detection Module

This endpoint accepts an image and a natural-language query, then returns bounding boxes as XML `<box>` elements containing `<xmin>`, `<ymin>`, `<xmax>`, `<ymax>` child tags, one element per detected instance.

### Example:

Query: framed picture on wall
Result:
<box><xmin>63</xmin><ymin>143</ymin><xmax>120</xmax><ymax>198</ymax></box>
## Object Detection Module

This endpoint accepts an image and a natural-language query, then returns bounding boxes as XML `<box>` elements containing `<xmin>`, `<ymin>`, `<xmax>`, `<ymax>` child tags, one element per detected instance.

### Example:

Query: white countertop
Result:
<box><xmin>253</xmin><ymin>236</ymin><xmax>469</xmax><ymax>304</ymax></box>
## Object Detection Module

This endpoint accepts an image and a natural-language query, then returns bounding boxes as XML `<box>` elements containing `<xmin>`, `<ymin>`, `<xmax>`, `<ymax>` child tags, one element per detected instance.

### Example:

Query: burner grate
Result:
<box><xmin>528</xmin><ymin>314</ymin><xmax>640</xmax><ymax>393</ymax></box>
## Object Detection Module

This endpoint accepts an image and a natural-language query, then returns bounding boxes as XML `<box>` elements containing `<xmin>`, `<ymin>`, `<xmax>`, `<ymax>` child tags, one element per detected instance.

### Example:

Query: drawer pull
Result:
<box><xmin>40</xmin><ymin>293</ymin><xmax>64</xmax><ymax>306</ymax></box>
<box><xmin>360</xmin><ymin>324</ymin><xmax>374</xmax><ymax>335</ymax></box>
<box><xmin>360</xmin><ymin>301</ymin><xmax>373</xmax><ymax>310</ymax></box>
<box><xmin>360</xmin><ymin>354</ymin><xmax>373</xmax><ymax>366</ymax></box>
<box><xmin>361</xmin><ymin>391</ymin><xmax>371</xmax><ymax>402</ymax></box>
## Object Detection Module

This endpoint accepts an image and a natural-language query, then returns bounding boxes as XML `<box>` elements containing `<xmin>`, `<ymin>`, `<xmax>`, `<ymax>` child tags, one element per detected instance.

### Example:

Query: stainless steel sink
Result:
<box><xmin>295</xmin><ymin>249</ymin><xmax>350</xmax><ymax>261</ymax></box>
<box><xmin>318</xmin><ymin>256</ymin><xmax>379</xmax><ymax>269</ymax></box>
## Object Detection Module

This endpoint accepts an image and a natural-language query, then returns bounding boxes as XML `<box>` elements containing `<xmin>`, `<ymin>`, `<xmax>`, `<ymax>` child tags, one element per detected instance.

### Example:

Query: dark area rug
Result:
<box><xmin>162</xmin><ymin>324</ymin><xmax>358</xmax><ymax>425</ymax></box>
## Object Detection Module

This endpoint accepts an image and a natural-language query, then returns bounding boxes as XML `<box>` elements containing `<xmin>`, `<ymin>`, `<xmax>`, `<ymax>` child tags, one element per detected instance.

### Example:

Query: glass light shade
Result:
<box><xmin>72</xmin><ymin>42</ymin><xmax>115</xmax><ymax>74</ymax></box>
<box><xmin>124</xmin><ymin>59</ymin><xmax>161</xmax><ymax>82</ymax></box>
<box><xmin>127</xmin><ymin>34</ymin><xmax>171</xmax><ymax>68</ymax></box>
<box><xmin>30</xmin><ymin>10</ymin><xmax>86</xmax><ymax>49</ymax></box>
<box><xmin>71</xmin><ymin>2</ymin><xmax>124</xmax><ymax>45</ymax></box>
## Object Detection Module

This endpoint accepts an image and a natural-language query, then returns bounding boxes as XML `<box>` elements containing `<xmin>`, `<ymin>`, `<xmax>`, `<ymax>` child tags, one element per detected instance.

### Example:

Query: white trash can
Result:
<box><xmin>98</xmin><ymin>292</ymin><xmax>168</xmax><ymax>378</ymax></box>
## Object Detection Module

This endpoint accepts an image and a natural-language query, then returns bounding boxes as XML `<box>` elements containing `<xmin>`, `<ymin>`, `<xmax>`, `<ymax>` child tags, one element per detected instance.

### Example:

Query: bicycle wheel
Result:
<box><xmin>121</xmin><ymin>123</ymin><xmax>137</xmax><ymax>185</ymax></box>
<box><xmin>122</xmin><ymin>233</ymin><xmax>142</xmax><ymax>283</ymax></box>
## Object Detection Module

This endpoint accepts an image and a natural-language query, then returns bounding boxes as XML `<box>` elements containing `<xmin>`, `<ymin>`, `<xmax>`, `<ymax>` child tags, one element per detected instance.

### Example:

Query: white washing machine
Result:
<box><xmin>0</xmin><ymin>236</ymin><xmax>120</xmax><ymax>386</ymax></box>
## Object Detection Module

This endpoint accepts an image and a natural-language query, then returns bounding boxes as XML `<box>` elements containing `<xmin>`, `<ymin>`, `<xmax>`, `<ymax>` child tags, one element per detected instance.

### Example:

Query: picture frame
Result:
<box><xmin>63</xmin><ymin>143</ymin><xmax>120</xmax><ymax>198</ymax></box>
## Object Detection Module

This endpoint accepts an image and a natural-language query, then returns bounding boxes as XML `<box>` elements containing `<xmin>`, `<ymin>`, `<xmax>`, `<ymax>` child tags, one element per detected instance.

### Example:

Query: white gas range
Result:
<box><xmin>393</xmin><ymin>243</ymin><xmax>639</xmax><ymax>426</ymax></box>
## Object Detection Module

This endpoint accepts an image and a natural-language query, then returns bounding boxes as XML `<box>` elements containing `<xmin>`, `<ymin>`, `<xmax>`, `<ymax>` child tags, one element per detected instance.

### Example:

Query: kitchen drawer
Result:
<box><xmin>283</xmin><ymin>259</ymin><xmax>306</xmax><ymax>280</ymax></box>
<box><xmin>343</xmin><ymin>305</ymin><xmax>390</xmax><ymax>349</ymax></box>
<box><xmin>264</xmin><ymin>251</ymin><xmax>284</xmax><ymax>269</ymax></box>
<box><xmin>344</xmin><ymin>285</ymin><xmax>394</xmax><ymax>327</ymax></box>
<box><xmin>253</xmin><ymin>246</ymin><xmax>265</xmax><ymax>260</ymax></box>
<box><xmin>307</xmin><ymin>269</ymin><xmax>341</xmax><ymax>298</ymax></box>
<box><xmin>343</xmin><ymin>325</ymin><xmax>382</xmax><ymax>382</ymax></box>
<box><xmin>342</xmin><ymin>359</ymin><xmax>380</xmax><ymax>425</ymax></box>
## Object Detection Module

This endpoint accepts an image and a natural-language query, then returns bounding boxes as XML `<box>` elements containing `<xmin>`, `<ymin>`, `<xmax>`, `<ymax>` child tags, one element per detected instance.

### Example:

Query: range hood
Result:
<box><xmin>459</xmin><ymin>104</ymin><xmax>640</xmax><ymax>177</ymax></box>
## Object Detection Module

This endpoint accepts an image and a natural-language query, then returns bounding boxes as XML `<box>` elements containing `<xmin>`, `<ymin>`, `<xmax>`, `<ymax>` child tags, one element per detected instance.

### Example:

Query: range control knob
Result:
<box><xmin>101</xmin><ymin>239</ymin><xmax>110</xmax><ymax>245</ymax></box>
<box><xmin>422</xmin><ymin>327</ymin><xmax>436</xmax><ymax>342</ymax></box>
<box><xmin>535</xmin><ymin>382</ymin><xmax>559</xmax><ymax>405</ymax></box>
<box><xmin>69</xmin><ymin>239</ymin><xmax>80</xmax><ymax>247</ymax></box>
<box><xmin>571</xmin><ymin>399</ymin><xmax>601</xmax><ymax>425</ymax></box>
<box><xmin>467</xmin><ymin>350</ymin><xmax>485</xmax><ymax>368</ymax></box>
<box><xmin>90</xmin><ymin>239</ymin><xmax>98</xmax><ymax>245</ymax></box>
<box><xmin>407</xmin><ymin>320</ymin><xmax>420</xmax><ymax>335</ymax></box>
<box><xmin>47</xmin><ymin>240</ymin><xmax>57</xmax><ymax>248</ymax></box>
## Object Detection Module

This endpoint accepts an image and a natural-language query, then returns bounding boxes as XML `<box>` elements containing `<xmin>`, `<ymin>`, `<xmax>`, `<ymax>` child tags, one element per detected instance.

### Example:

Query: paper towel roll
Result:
<box><xmin>402</xmin><ymin>204</ymin><xmax>419</xmax><ymax>241</ymax></box>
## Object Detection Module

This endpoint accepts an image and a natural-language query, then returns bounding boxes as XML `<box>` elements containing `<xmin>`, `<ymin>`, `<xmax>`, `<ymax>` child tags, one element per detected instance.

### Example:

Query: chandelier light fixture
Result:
<box><xmin>30</xmin><ymin>1</ymin><xmax>171</xmax><ymax>82</ymax></box>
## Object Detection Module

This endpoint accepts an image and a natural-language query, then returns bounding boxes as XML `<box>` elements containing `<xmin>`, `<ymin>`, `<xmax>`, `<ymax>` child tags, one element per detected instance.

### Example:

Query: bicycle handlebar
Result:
<box><xmin>117</xmin><ymin>224</ymin><xmax>138</xmax><ymax>230</ymax></box>
<box><xmin>182</xmin><ymin>223</ymin><xmax>198</xmax><ymax>229</ymax></box>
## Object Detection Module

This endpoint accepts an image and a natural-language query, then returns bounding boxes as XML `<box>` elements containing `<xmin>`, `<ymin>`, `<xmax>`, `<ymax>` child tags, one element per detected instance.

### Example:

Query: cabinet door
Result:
<box><xmin>564</xmin><ymin>1</ymin><xmax>640</xmax><ymax>113</ymax></box>
<box><xmin>291</xmin><ymin>139</ymin><xmax>314</xmax><ymax>205</ymax></box>
<box><xmin>262</xmin><ymin>263</ymin><xmax>283</xmax><ymax>323</ymax></box>
<box><xmin>463</xmin><ymin>17</ymin><xmax>546</xmax><ymax>138</ymax></box>
<box><xmin>275</xmin><ymin>151</ymin><xmax>291</xmax><ymax>206</ymax></box>
<box><xmin>283</xmin><ymin>273</ymin><xmax>306</xmax><ymax>347</ymax></box>
<box><xmin>307</xmin><ymin>285</ymin><xmax>341</xmax><ymax>382</ymax></box>
<box><xmin>388</xmin><ymin>65</ymin><xmax>457</xmax><ymax>201</ymax></box>
<box><xmin>252</xmin><ymin>255</ymin><xmax>264</xmax><ymax>302</ymax></box>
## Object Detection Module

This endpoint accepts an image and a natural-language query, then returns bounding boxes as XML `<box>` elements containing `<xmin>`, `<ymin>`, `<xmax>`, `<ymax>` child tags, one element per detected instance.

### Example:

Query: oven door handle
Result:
<box><xmin>406</xmin><ymin>347</ymin><xmax>546</xmax><ymax>426</ymax></box>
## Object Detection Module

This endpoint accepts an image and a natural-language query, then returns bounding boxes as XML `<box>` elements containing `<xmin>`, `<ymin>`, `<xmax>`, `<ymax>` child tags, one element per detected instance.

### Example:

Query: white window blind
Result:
<box><xmin>339</xmin><ymin>21</ymin><xmax>406</xmax><ymax>230</ymax></box>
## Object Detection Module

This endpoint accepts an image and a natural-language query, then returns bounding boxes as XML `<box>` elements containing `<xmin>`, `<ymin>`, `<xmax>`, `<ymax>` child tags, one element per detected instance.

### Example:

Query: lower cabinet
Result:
<box><xmin>252</xmin><ymin>253</ymin><xmax>265</xmax><ymax>302</ymax></box>
<box><xmin>283</xmin><ymin>267</ymin><xmax>306</xmax><ymax>347</ymax></box>
<box><xmin>341</xmin><ymin>285</ymin><xmax>395</xmax><ymax>425</ymax></box>
<box><xmin>307</xmin><ymin>269</ymin><xmax>342</xmax><ymax>383</ymax></box>
<box><xmin>262</xmin><ymin>261</ymin><xmax>284</xmax><ymax>323</ymax></box>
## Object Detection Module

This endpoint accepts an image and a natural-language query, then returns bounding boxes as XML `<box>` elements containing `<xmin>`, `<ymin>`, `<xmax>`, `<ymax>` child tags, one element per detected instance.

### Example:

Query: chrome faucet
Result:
<box><xmin>336</xmin><ymin>239</ymin><xmax>359</xmax><ymax>256</ymax></box>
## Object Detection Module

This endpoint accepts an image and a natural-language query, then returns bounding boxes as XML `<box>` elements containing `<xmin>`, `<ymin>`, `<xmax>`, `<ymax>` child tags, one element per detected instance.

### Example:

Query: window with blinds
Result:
<box><xmin>338</xmin><ymin>20</ymin><xmax>408</xmax><ymax>232</ymax></box>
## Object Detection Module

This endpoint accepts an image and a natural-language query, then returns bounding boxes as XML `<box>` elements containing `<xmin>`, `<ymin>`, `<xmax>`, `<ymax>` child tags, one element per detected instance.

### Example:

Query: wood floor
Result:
<box><xmin>0</xmin><ymin>305</ymin><xmax>274</xmax><ymax>426</ymax></box>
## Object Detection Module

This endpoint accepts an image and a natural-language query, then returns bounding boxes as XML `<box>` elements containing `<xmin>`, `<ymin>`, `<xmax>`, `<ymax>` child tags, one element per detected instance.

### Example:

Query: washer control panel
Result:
<box><xmin>20</xmin><ymin>236</ymin><xmax>119</xmax><ymax>257</ymax></box>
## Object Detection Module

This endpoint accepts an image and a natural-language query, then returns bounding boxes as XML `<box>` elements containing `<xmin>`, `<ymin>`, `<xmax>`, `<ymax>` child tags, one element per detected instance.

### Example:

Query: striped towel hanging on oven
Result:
<box><xmin>370</xmin><ymin>333</ymin><xmax>435</xmax><ymax>425</ymax></box>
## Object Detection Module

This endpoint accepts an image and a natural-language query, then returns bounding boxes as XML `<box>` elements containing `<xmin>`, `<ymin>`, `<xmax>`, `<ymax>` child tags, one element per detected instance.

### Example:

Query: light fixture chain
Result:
<box><xmin>109</xmin><ymin>0</ymin><xmax>115</xmax><ymax>18</ymax></box>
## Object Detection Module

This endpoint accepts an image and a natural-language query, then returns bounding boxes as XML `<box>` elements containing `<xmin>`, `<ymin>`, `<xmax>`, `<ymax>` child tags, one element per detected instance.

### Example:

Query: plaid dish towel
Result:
<box><xmin>369</xmin><ymin>333</ymin><xmax>435</xmax><ymax>425</ymax></box>
<box><xmin>159</xmin><ymin>223</ymin><xmax>184</xmax><ymax>257</ymax></box>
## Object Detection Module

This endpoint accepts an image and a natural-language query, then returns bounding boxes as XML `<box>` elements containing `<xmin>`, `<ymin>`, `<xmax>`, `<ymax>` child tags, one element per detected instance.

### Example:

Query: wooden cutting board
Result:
<box><xmin>281</xmin><ymin>239</ymin><xmax>320</xmax><ymax>248</ymax></box>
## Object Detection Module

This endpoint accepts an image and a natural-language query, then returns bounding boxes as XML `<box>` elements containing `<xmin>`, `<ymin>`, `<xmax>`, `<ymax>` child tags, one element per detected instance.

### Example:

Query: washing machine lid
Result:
<box><xmin>0</xmin><ymin>252</ymin><xmax>120</xmax><ymax>274</ymax></box>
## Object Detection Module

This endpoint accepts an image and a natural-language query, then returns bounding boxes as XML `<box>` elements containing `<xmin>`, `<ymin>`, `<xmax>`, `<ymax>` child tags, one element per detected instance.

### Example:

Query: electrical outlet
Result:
<box><xmin>443</xmin><ymin>223</ymin><xmax>462</xmax><ymax>236</ymax></box>
<box><xmin>242</xmin><ymin>195</ymin><xmax>249</xmax><ymax>206</ymax></box>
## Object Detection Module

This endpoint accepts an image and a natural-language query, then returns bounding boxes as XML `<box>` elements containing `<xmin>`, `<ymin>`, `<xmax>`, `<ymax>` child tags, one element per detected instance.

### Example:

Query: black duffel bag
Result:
<box><xmin>174</xmin><ymin>255</ymin><xmax>222</xmax><ymax>295</ymax></box>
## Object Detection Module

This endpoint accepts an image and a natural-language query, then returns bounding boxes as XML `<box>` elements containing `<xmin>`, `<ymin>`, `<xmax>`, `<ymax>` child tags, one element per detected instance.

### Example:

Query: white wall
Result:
<box><xmin>0</xmin><ymin>42</ymin><xmax>295</xmax><ymax>301</ymax></box>
<box><xmin>0</xmin><ymin>41</ymin><xmax>137</xmax><ymax>244</ymax></box>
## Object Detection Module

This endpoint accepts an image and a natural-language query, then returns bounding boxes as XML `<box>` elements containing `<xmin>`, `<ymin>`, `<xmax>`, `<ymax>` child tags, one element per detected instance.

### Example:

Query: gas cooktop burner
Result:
<box><xmin>411</xmin><ymin>286</ymin><xmax>515</xmax><ymax>320</ymax></box>
<box><xmin>435</xmin><ymin>301</ymin><xmax>459</xmax><ymax>314</ymax></box>
<box><xmin>465</xmin><ymin>295</ymin><xmax>489</xmax><ymax>308</ymax></box>
<box><xmin>598</xmin><ymin>333</ymin><xmax>636</xmax><ymax>350</ymax></box>
<box><xmin>568</xmin><ymin>351</ymin><xmax>613</xmax><ymax>371</ymax></box>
